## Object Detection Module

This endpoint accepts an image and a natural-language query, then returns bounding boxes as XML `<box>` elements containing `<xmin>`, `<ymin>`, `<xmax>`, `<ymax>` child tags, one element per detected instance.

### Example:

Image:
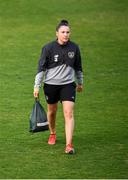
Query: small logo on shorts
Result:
<box><xmin>45</xmin><ymin>95</ymin><xmax>48</xmax><ymax>100</ymax></box>
<box><xmin>68</xmin><ymin>52</ymin><xmax>75</xmax><ymax>59</ymax></box>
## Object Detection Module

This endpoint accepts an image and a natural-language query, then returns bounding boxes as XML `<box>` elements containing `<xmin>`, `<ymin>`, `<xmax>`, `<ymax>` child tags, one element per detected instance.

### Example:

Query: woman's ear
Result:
<box><xmin>56</xmin><ymin>31</ymin><xmax>58</xmax><ymax>37</ymax></box>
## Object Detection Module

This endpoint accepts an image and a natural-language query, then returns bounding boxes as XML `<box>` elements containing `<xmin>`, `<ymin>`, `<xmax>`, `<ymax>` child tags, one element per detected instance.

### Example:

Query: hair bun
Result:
<box><xmin>60</xmin><ymin>19</ymin><xmax>69</xmax><ymax>25</ymax></box>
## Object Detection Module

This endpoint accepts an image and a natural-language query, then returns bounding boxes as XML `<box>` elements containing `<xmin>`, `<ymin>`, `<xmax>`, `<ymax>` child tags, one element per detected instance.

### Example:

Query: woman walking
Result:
<box><xmin>34</xmin><ymin>20</ymin><xmax>83</xmax><ymax>154</ymax></box>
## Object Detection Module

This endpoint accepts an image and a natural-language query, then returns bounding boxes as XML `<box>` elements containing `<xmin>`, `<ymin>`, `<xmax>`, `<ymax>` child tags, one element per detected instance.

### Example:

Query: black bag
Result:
<box><xmin>29</xmin><ymin>99</ymin><xmax>49</xmax><ymax>133</ymax></box>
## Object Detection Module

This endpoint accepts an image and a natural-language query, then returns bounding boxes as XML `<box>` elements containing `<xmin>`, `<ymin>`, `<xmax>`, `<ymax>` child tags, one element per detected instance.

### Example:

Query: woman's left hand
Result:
<box><xmin>76</xmin><ymin>84</ymin><xmax>83</xmax><ymax>92</ymax></box>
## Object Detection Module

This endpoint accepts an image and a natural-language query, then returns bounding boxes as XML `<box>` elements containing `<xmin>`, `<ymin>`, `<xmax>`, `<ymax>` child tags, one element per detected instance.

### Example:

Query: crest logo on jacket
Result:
<box><xmin>68</xmin><ymin>52</ymin><xmax>75</xmax><ymax>59</ymax></box>
<box><xmin>54</xmin><ymin>54</ymin><xmax>59</xmax><ymax>62</ymax></box>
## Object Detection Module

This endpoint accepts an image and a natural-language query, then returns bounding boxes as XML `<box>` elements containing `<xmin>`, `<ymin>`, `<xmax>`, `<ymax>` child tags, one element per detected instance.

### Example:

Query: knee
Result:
<box><xmin>48</xmin><ymin>107</ymin><xmax>57</xmax><ymax>117</ymax></box>
<box><xmin>64</xmin><ymin>109</ymin><xmax>73</xmax><ymax>119</ymax></box>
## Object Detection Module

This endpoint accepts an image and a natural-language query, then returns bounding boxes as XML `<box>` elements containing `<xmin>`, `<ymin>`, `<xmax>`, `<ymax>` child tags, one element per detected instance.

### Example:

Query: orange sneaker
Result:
<box><xmin>48</xmin><ymin>134</ymin><xmax>56</xmax><ymax>145</ymax></box>
<box><xmin>65</xmin><ymin>144</ymin><xmax>75</xmax><ymax>154</ymax></box>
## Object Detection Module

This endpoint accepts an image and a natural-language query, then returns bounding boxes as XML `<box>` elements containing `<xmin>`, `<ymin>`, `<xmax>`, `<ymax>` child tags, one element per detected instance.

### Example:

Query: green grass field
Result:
<box><xmin>0</xmin><ymin>0</ymin><xmax>128</xmax><ymax>179</ymax></box>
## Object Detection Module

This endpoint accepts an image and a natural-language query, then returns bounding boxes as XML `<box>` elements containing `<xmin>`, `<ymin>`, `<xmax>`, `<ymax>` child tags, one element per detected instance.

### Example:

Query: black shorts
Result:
<box><xmin>43</xmin><ymin>82</ymin><xmax>76</xmax><ymax>104</ymax></box>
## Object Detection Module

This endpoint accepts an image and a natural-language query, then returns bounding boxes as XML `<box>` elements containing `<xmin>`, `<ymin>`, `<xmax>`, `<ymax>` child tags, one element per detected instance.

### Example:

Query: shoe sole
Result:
<box><xmin>48</xmin><ymin>142</ymin><xmax>56</xmax><ymax>145</ymax></box>
<box><xmin>65</xmin><ymin>150</ymin><xmax>75</xmax><ymax>154</ymax></box>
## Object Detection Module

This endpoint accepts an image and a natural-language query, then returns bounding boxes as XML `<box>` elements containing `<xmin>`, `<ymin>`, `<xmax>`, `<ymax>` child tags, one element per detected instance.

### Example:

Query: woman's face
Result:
<box><xmin>56</xmin><ymin>25</ymin><xmax>70</xmax><ymax>44</ymax></box>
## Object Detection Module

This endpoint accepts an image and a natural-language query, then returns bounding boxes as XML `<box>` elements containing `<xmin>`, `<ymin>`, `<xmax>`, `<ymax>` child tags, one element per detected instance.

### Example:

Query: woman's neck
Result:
<box><xmin>57</xmin><ymin>39</ymin><xmax>69</xmax><ymax>45</ymax></box>
<box><xmin>57</xmin><ymin>39</ymin><xmax>65</xmax><ymax>45</ymax></box>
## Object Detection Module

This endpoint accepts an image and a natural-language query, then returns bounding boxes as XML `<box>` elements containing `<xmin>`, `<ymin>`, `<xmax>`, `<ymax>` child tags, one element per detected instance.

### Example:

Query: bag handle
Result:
<box><xmin>35</xmin><ymin>97</ymin><xmax>40</xmax><ymax>102</ymax></box>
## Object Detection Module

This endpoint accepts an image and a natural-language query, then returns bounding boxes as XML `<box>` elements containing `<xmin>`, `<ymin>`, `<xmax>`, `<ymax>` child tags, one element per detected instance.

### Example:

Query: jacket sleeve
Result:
<box><xmin>34</xmin><ymin>46</ymin><xmax>48</xmax><ymax>90</ymax></box>
<box><xmin>38</xmin><ymin>46</ymin><xmax>48</xmax><ymax>73</ymax></box>
<box><xmin>74</xmin><ymin>46</ymin><xmax>83</xmax><ymax>85</ymax></box>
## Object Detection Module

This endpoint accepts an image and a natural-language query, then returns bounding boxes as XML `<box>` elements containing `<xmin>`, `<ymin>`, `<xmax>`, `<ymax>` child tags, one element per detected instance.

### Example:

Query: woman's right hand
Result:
<box><xmin>33</xmin><ymin>88</ymin><xmax>39</xmax><ymax>98</ymax></box>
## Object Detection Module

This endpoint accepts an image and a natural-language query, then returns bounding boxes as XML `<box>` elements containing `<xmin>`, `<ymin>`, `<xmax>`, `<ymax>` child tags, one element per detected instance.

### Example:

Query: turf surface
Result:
<box><xmin>0</xmin><ymin>0</ymin><xmax>128</xmax><ymax>178</ymax></box>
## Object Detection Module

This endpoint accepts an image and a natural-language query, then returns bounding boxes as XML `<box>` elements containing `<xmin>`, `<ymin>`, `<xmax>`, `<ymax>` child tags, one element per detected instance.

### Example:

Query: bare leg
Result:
<box><xmin>62</xmin><ymin>101</ymin><xmax>75</xmax><ymax>145</ymax></box>
<box><xmin>47</xmin><ymin>103</ymin><xmax>58</xmax><ymax>134</ymax></box>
